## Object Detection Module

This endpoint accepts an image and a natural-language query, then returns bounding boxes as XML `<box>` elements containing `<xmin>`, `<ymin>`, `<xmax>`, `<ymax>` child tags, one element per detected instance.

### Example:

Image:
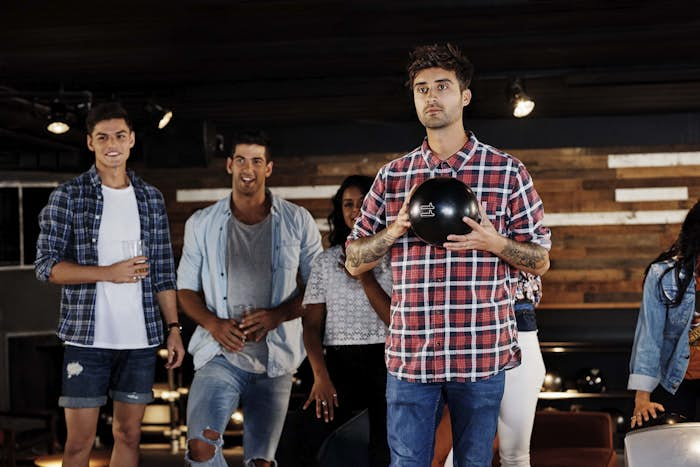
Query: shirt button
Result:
<box><xmin>436</xmin><ymin>341</ymin><xmax>442</xmax><ymax>347</ymax></box>
<box><xmin>92</xmin><ymin>238</ymin><xmax>96</xmax><ymax>243</ymax></box>
<box><xmin>223</xmin><ymin>296</ymin><xmax>227</xmax><ymax>300</ymax></box>
<box><xmin>220</xmin><ymin>273</ymin><xmax>224</xmax><ymax>277</ymax></box>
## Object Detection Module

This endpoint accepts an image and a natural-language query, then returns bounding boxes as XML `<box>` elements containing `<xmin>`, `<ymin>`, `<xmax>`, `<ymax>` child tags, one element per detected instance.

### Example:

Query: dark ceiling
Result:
<box><xmin>1</xmin><ymin>0</ymin><xmax>700</xmax><ymax>163</ymax></box>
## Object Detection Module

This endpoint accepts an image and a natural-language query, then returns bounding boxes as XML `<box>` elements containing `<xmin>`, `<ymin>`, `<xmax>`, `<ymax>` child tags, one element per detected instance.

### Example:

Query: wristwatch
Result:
<box><xmin>167</xmin><ymin>322</ymin><xmax>183</xmax><ymax>333</ymax></box>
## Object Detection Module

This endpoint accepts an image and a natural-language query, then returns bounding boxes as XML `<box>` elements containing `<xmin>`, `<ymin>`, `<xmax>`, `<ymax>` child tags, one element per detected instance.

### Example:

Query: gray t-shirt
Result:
<box><xmin>225</xmin><ymin>214</ymin><xmax>273</xmax><ymax>373</ymax></box>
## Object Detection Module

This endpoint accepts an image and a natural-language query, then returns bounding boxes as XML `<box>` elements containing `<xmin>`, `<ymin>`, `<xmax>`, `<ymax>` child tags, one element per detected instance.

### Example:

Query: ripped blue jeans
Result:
<box><xmin>185</xmin><ymin>355</ymin><xmax>292</xmax><ymax>466</ymax></box>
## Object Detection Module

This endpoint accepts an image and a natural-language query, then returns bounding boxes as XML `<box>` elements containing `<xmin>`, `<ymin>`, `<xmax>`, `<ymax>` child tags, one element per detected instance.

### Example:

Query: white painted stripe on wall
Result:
<box><xmin>176</xmin><ymin>185</ymin><xmax>340</xmax><ymax>202</ymax></box>
<box><xmin>615</xmin><ymin>187</ymin><xmax>688</xmax><ymax>202</ymax></box>
<box><xmin>608</xmin><ymin>152</ymin><xmax>700</xmax><ymax>168</ymax></box>
<box><xmin>176</xmin><ymin>188</ymin><xmax>230</xmax><ymax>202</ymax></box>
<box><xmin>544</xmin><ymin>210</ymin><xmax>688</xmax><ymax>226</ymax></box>
<box><xmin>314</xmin><ymin>210</ymin><xmax>688</xmax><ymax>229</ymax></box>
<box><xmin>178</xmin><ymin>190</ymin><xmax>688</xmax><ymax>228</ymax></box>
<box><xmin>271</xmin><ymin>185</ymin><xmax>339</xmax><ymax>199</ymax></box>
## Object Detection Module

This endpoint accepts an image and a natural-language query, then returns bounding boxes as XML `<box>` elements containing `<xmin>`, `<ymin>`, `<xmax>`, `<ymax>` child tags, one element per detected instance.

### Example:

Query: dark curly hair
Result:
<box><xmin>406</xmin><ymin>43</ymin><xmax>474</xmax><ymax>91</ymax></box>
<box><xmin>646</xmin><ymin>199</ymin><xmax>700</xmax><ymax>306</ymax></box>
<box><xmin>327</xmin><ymin>175</ymin><xmax>374</xmax><ymax>247</ymax></box>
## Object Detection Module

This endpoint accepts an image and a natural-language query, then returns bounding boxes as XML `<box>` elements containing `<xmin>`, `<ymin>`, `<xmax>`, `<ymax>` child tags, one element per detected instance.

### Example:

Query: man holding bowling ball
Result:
<box><xmin>346</xmin><ymin>43</ymin><xmax>551</xmax><ymax>466</ymax></box>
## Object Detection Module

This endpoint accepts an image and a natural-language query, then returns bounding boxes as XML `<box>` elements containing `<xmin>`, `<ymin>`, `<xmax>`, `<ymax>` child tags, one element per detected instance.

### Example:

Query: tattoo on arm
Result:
<box><xmin>347</xmin><ymin>230</ymin><xmax>396</xmax><ymax>268</ymax></box>
<box><xmin>501</xmin><ymin>240</ymin><xmax>547</xmax><ymax>270</ymax></box>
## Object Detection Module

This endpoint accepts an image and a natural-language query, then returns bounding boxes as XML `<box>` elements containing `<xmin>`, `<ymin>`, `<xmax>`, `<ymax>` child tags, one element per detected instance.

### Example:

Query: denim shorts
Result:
<box><xmin>59</xmin><ymin>345</ymin><xmax>156</xmax><ymax>408</ymax></box>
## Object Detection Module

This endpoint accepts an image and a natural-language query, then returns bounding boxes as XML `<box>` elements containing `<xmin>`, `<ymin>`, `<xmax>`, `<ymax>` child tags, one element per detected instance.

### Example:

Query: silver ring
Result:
<box><xmin>132</xmin><ymin>276</ymin><xmax>137</xmax><ymax>280</ymax></box>
<box><xmin>321</xmin><ymin>400</ymin><xmax>327</xmax><ymax>406</ymax></box>
<box><xmin>332</xmin><ymin>393</ymin><xmax>338</xmax><ymax>398</ymax></box>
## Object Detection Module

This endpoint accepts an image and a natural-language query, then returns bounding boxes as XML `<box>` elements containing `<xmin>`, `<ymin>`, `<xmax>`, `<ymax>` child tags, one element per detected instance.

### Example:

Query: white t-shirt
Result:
<box><xmin>72</xmin><ymin>184</ymin><xmax>149</xmax><ymax>349</ymax></box>
<box><xmin>302</xmin><ymin>245</ymin><xmax>391</xmax><ymax>346</ymax></box>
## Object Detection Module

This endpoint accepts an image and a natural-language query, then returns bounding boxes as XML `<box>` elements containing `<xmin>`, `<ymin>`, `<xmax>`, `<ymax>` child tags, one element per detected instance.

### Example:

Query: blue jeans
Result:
<box><xmin>386</xmin><ymin>371</ymin><xmax>505</xmax><ymax>467</ymax></box>
<box><xmin>185</xmin><ymin>355</ymin><xmax>293</xmax><ymax>466</ymax></box>
<box><xmin>59</xmin><ymin>345</ymin><xmax>156</xmax><ymax>408</ymax></box>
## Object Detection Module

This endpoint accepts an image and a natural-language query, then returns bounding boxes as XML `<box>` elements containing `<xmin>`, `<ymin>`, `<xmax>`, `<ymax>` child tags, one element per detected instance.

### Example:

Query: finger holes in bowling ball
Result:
<box><xmin>575</xmin><ymin>367</ymin><xmax>606</xmax><ymax>393</ymax></box>
<box><xmin>408</xmin><ymin>177</ymin><xmax>480</xmax><ymax>245</ymax></box>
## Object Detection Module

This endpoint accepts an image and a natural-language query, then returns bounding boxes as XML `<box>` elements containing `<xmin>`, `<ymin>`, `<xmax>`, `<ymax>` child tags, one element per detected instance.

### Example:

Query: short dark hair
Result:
<box><xmin>328</xmin><ymin>175</ymin><xmax>374</xmax><ymax>247</ymax></box>
<box><xmin>406</xmin><ymin>43</ymin><xmax>474</xmax><ymax>91</ymax></box>
<box><xmin>230</xmin><ymin>130</ymin><xmax>272</xmax><ymax>160</ymax></box>
<box><xmin>85</xmin><ymin>102</ymin><xmax>133</xmax><ymax>134</ymax></box>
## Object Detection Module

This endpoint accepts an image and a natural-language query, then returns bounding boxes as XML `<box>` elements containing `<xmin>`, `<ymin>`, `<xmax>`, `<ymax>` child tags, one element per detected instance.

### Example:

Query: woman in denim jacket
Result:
<box><xmin>628</xmin><ymin>200</ymin><xmax>700</xmax><ymax>427</ymax></box>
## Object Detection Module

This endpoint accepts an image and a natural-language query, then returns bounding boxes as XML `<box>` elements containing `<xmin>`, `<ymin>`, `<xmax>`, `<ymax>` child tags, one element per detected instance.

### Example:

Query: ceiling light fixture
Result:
<box><xmin>509</xmin><ymin>77</ymin><xmax>535</xmax><ymax>118</ymax></box>
<box><xmin>146</xmin><ymin>102</ymin><xmax>174</xmax><ymax>129</ymax></box>
<box><xmin>46</xmin><ymin>99</ymin><xmax>70</xmax><ymax>134</ymax></box>
<box><xmin>158</xmin><ymin>109</ymin><xmax>173</xmax><ymax>129</ymax></box>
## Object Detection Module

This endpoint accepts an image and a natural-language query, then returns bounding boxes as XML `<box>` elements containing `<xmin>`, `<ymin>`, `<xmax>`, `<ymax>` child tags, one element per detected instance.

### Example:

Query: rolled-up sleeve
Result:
<box><xmin>347</xmin><ymin>169</ymin><xmax>387</xmax><ymax>244</ymax></box>
<box><xmin>297</xmin><ymin>208</ymin><xmax>322</xmax><ymax>285</ymax></box>
<box><xmin>177</xmin><ymin>212</ymin><xmax>204</xmax><ymax>292</ymax></box>
<box><xmin>507</xmin><ymin>162</ymin><xmax>551</xmax><ymax>250</ymax></box>
<box><xmin>628</xmin><ymin>271</ymin><xmax>665</xmax><ymax>392</ymax></box>
<box><xmin>35</xmin><ymin>187</ymin><xmax>72</xmax><ymax>282</ymax></box>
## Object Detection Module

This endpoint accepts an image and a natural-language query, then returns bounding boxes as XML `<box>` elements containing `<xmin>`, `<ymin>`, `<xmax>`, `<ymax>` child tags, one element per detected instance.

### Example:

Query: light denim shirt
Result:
<box><xmin>628</xmin><ymin>259</ymin><xmax>695</xmax><ymax>395</ymax></box>
<box><xmin>177</xmin><ymin>192</ymin><xmax>322</xmax><ymax>377</ymax></box>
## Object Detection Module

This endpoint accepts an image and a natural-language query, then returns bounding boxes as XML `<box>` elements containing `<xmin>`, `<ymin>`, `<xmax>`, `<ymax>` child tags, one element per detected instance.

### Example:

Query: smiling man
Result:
<box><xmin>35</xmin><ymin>102</ymin><xmax>184</xmax><ymax>467</ymax></box>
<box><xmin>345</xmin><ymin>44</ymin><xmax>551</xmax><ymax>466</ymax></box>
<box><xmin>177</xmin><ymin>130</ymin><xmax>322</xmax><ymax>466</ymax></box>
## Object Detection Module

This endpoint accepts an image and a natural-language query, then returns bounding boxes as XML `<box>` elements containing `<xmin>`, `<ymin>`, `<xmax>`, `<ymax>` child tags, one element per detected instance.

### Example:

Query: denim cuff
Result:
<box><xmin>110</xmin><ymin>389</ymin><xmax>154</xmax><ymax>405</ymax></box>
<box><xmin>627</xmin><ymin>373</ymin><xmax>660</xmax><ymax>393</ymax></box>
<box><xmin>59</xmin><ymin>395</ymin><xmax>107</xmax><ymax>408</ymax></box>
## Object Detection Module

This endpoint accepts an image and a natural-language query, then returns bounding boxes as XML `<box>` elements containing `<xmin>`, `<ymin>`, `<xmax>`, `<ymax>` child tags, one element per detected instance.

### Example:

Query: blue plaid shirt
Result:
<box><xmin>35</xmin><ymin>165</ymin><xmax>177</xmax><ymax>346</ymax></box>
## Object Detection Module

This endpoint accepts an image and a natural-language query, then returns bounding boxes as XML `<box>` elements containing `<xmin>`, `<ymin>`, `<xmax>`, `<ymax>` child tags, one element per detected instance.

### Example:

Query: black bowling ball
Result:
<box><xmin>541</xmin><ymin>370</ymin><xmax>563</xmax><ymax>392</ymax></box>
<box><xmin>408</xmin><ymin>177</ymin><xmax>480</xmax><ymax>245</ymax></box>
<box><xmin>650</xmin><ymin>412</ymin><xmax>687</xmax><ymax>426</ymax></box>
<box><xmin>632</xmin><ymin>411</ymin><xmax>688</xmax><ymax>430</ymax></box>
<box><xmin>575</xmin><ymin>367</ymin><xmax>606</xmax><ymax>393</ymax></box>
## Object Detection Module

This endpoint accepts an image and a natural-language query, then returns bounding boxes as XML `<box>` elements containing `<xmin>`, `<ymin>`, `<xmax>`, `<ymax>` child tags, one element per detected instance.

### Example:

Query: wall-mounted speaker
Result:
<box><xmin>142</xmin><ymin>119</ymin><xmax>224</xmax><ymax>168</ymax></box>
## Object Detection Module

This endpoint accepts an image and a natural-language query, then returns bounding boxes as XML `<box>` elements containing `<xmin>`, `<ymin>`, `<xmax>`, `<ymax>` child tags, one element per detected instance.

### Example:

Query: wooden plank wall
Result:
<box><xmin>140</xmin><ymin>144</ymin><xmax>700</xmax><ymax>309</ymax></box>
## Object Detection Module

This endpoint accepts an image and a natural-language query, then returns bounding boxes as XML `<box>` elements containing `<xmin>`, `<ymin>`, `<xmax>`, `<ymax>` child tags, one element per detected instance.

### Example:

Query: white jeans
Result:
<box><xmin>443</xmin><ymin>331</ymin><xmax>545</xmax><ymax>467</ymax></box>
<box><xmin>497</xmin><ymin>331</ymin><xmax>546</xmax><ymax>467</ymax></box>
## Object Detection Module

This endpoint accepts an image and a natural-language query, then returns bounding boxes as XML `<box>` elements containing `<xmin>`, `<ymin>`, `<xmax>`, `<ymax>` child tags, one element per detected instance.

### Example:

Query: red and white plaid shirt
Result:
<box><xmin>348</xmin><ymin>133</ymin><xmax>551</xmax><ymax>382</ymax></box>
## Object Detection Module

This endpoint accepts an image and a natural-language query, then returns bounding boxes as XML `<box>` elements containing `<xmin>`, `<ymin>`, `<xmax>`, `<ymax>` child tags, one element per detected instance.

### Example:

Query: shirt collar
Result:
<box><xmin>226</xmin><ymin>189</ymin><xmax>278</xmax><ymax>216</ymax></box>
<box><xmin>88</xmin><ymin>164</ymin><xmax>138</xmax><ymax>188</ymax></box>
<box><xmin>420</xmin><ymin>132</ymin><xmax>477</xmax><ymax>171</ymax></box>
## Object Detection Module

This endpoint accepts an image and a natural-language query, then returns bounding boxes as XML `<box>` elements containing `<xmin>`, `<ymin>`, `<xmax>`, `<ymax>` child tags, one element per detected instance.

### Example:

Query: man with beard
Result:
<box><xmin>346</xmin><ymin>44</ymin><xmax>551</xmax><ymax>466</ymax></box>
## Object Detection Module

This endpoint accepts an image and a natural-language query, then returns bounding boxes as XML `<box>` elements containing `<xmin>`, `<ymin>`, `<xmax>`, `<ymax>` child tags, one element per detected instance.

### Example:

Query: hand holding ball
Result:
<box><xmin>408</xmin><ymin>177</ymin><xmax>481</xmax><ymax>245</ymax></box>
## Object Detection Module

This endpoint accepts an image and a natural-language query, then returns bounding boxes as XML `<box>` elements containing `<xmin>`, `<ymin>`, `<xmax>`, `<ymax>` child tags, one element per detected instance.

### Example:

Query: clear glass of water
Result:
<box><xmin>121</xmin><ymin>239</ymin><xmax>143</xmax><ymax>260</ymax></box>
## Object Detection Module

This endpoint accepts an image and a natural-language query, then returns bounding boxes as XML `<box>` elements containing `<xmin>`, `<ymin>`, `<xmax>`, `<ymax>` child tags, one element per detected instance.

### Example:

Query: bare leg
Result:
<box><xmin>188</xmin><ymin>429</ymin><xmax>219</xmax><ymax>462</ymax></box>
<box><xmin>110</xmin><ymin>401</ymin><xmax>146</xmax><ymax>467</ymax></box>
<box><xmin>63</xmin><ymin>407</ymin><xmax>100</xmax><ymax>467</ymax></box>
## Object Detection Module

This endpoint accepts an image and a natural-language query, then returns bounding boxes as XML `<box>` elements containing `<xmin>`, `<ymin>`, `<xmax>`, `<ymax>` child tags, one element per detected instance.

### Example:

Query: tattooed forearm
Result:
<box><xmin>346</xmin><ymin>230</ymin><xmax>396</xmax><ymax>272</ymax></box>
<box><xmin>500</xmin><ymin>240</ymin><xmax>550</xmax><ymax>275</ymax></box>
